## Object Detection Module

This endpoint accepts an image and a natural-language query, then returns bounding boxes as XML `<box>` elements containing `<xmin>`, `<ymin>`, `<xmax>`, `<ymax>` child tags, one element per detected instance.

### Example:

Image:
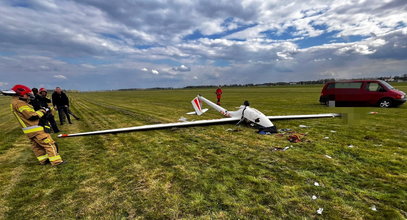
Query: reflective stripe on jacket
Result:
<box><xmin>11</xmin><ymin>97</ymin><xmax>45</xmax><ymax>138</ymax></box>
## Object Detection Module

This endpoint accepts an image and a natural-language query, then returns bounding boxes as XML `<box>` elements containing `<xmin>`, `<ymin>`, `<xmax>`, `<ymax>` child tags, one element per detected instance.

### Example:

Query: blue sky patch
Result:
<box><xmin>140</xmin><ymin>58</ymin><xmax>180</xmax><ymax>66</ymax></box>
<box><xmin>11</xmin><ymin>2</ymin><xmax>31</xmax><ymax>8</ymax></box>
<box><xmin>213</xmin><ymin>59</ymin><xmax>230</xmax><ymax>67</ymax></box>
<box><xmin>295</xmin><ymin>31</ymin><xmax>368</xmax><ymax>48</ymax></box>
<box><xmin>134</xmin><ymin>45</ymin><xmax>157</xmax><ymax>49</ymax></box>
<box><xmin>56</xmin><ymin>57</ymin><xmax>113</xmax><ymax>65</ymax></box>
<box><xmin>183</xmin><ymin>19</ymin><xmax>257</xmax><ymax>41</ymax></box>
<box><xmin>100</xmin><ymin>33</ymin><xmax>122</xmax><ymax>41</ymax></box>
<box><xmin>261</xmin><ymin>24</ymin><xmax>369</xmax><ymax>48</ymax></box>
<box><xmin>261</xmin><ymin>26</ymin><xmax>299</xmax><ymax>41</ymax></box>
<box><xmin>0</xmin><ymin>52</ymin><xmax>16</xmax><ymax>56</ymax></box>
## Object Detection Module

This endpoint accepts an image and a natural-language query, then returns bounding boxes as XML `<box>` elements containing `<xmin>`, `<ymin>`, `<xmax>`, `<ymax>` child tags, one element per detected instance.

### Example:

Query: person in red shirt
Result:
<box><xmin>215</xmin><ymin>86</ymin><xmax>223</xmax><ymax>105</ymax></box>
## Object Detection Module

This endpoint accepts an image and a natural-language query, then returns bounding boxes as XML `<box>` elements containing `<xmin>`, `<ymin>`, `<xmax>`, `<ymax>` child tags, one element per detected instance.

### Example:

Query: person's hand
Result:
<box><xmin>42</xmin><ymin>107</ymin><xmax>50</xmax><ymax>113</ymax></box>
<box><xmin>64</xmin><ymin>105</ymin><xmax>68</xmax><ymax>107</ymax></box>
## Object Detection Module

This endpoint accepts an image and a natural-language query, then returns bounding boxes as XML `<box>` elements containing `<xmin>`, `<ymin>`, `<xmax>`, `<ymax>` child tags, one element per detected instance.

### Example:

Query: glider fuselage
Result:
<box><xmin>193</xmin><ymin>95</ymin><xmax>276</xmax><ymax>132</ymax></box>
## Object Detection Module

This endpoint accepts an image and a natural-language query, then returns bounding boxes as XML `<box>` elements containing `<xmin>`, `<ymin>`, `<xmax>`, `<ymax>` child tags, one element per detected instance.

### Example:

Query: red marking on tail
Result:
<box><xmin>193</xmin><ymin>98</ymin><xmax>201</xmax><ymax>111</ymax></box>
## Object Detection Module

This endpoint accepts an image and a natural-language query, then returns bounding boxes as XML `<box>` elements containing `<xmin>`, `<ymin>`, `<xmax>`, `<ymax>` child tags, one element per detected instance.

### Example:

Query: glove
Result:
<box><xmin>42</xmin><ymin>107</ymin><xmax>50</xmax><ymax>114</ymax></box>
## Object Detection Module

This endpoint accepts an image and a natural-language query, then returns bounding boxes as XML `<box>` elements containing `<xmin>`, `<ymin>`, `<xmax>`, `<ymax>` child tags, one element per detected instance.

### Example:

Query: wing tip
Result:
<box><xmin>58</xmin><ymin>134</ymin><xmax>69</xmax><ymax>138</ymax></box>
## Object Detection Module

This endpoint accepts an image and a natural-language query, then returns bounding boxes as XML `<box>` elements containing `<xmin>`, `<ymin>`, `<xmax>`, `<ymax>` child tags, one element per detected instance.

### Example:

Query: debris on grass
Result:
<box><xmin>178</xmin><ymin>116</ymin><xmax>188</xmax><ymax>122</ymax></box>
<box><xmin>369</xmin><ymin>112</ymin><xmax>378</xmax><ymax>115</ymax></box>
<box><xmin>371</xmin><ymin>205</ymin><xmax>377</xmax><ymax>211</ymax></box>
<box><xmin>374</xmin><ymin>144</ymin><xmax>383</xmax><ymax>147</ymax></box>
<box><xmin>258</xmin><ymin>130</ymin><xmax>272</xmax><ymax>135</ymax></box>
<box><xmin>312</xmin><ymin>195</ymin><xmax>317</xmax><ymax>200</ymax></box>
<box><xmin>330</xmin><ymin>130</ymin><xmax>337</xmax><ymax>133</ymax></box>
<box><xmin>287</xmin><ymin>134</ymin><xmax>305</xmax><ymax>143</ymax></box>
<box><xmin>314</xmin><ymin>182</ymin><xmax>320</xmax><ymax>186</ymax></box>
<box><xmin>272</xmin><ymin>145</ymin><xmax>292</xmax><ymax>151</ymax></box>
<box><xmin>323</xmin><ymin>136</ymin><xmax>330</xmax><ymax>139</ymax></box>
<box><xmin>348</xmin><ymin>144</ymin><xmax>354</xmax><ymax>148</ymax></box>
<box><xmin>325</xmin><ymin>155</ymin><xmax>332</xmax><ymax>159</ymax></box>
<box><xmin>317</xmin><ymin>208</ymin><xmax>324</xmax><ymax>215</ymax></box>
<box><xmin>299</xmin><ymin>124</ymin><xmax>308</xmax><ymax>128</ymax></box>
<box><xmin>278</xmin><ymin>128</ymin><xmax>292</xmax><ymax>132</ymax></box>
<box><xmin>226</xmin><ymin>128</ymin><xmax>240</xmax><ymax>132</ymax></box>
<box><xmin>272</xmin><ymin>147</ymin><xmax>283</xmax><ymax>151</ymax></box>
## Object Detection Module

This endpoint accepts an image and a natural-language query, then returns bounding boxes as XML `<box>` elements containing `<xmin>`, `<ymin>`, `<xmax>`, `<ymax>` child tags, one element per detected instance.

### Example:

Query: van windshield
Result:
<box><xmin>380</xmin><ymin>81</ymin><xmax>395</xmax><ymax>90</ymax></box>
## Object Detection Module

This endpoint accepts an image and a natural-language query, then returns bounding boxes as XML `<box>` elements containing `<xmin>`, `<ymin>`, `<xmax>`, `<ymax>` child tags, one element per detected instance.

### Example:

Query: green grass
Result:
<box><xmin>1</xmin><ymin>85</ymin><xmax>406</xmax><ymax>219</ymax></box>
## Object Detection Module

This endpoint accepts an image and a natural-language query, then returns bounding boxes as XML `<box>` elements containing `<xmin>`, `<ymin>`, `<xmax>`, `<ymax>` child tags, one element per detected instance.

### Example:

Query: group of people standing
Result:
<box><xmin>4</xmin><ymin>84</ymin><xmax>222</xmax><ymax>167</ymax></box>
<box><xmin>5</xmin><ymin>85</ymin><xmax>81</xmax><ymax>166</ymax></box>
<box><xmin>6</xmin><ymin>85</ymin><xmax>68</xmax><ymax>166</ymax></box>
<box><xmin>30</xmin><ymin>87</ymin><xmax>80</xmax><ymax>134</ymax></box>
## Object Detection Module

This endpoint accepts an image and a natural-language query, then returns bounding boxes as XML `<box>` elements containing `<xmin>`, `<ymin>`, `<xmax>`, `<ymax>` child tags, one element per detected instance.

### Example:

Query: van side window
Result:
<box><xmin>327</xmin><ymin>83</ymin><xmax>335</xmax><ymax>89</ymax></box>
<box><xmin>367</xmin><ymin>82</ymin><xmax>385</xmax><ymax>92</ymax></box>
<box><xmin>334</xmin><ymin>82</ymin><xmax>362</xmax><ymax>89</ymax></box>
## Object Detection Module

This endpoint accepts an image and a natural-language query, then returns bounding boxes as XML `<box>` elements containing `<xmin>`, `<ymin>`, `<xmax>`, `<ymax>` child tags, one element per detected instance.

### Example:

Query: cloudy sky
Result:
<box><xmin>0</xmin><ymin>0</ymin><xmax>406</xmax><ymax>90</ymax></box>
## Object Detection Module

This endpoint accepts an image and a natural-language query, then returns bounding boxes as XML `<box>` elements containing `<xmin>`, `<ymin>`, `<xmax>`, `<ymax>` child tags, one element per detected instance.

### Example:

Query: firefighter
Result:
<box><xmin>8</xmin><ymin>84</ymin><xmax>64</xmax><ymax>166</ymax></box>
<box><xmin>215</xmin><ymin>86</ymin><xmax>223</xmax><ymax>105</ymax></box>
<box><xmin>30</xmin><ymin>87</ymin><xmax>53</xmax><ymax>133</ymax></box>
<box><xmin>38</xmin><ymin>88</ymin><xmax>60</xmax><ymax>133</ymax></box>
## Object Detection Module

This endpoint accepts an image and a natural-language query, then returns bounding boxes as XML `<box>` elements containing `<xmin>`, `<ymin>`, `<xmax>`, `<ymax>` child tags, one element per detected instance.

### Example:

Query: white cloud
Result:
<box><xmin>369</xmin><ymin>39</ymin><xmax>387</xmax><ymax>47</ymax></box>
<box><xmin>172</xmin><ymin>64</ymin><xmax>191</xmax><ymax>72</ymax></box>
<box><xmin>81</xmin><ymin>64</ymin><xmax>96</xmax><ymax>68</ymax></box>
<box><xmin>54</xmin><ymin>74</ymin><xmax>67</xmax><ymax>79</ymax></box>
<box><xmin>336</xmin><ymin>44</ymin><xmax>376</xmax><ymax>55</ymax></box>
<box><xmin>0</xmin><ymin>0</ymin><xmax>405</xmax><ymax>90</ymax></box>
<box><xmin>151</xmin><ymin>69</ymin><xmax>159</xmax><ymax>75</ymax></box>
<box><xmin>276</xmin><ymin>51</ymin><xmax>293</xmax><ymax>60</ymax></box>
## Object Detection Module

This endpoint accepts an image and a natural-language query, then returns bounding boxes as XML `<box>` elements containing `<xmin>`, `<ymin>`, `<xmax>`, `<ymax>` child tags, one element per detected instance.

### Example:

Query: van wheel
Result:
<box><xmin>379</xmin><ymin>98</ymin><xmax>392</xmax><ymax>108</ymax></box>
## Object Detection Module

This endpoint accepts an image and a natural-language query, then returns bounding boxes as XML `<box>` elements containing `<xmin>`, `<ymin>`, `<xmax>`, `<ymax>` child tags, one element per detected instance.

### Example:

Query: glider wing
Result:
<box><xmin>58</xmin><ymin>117</ymin><xmax>239</xmax><ymax>138</ymax></box>
<box><xmin>267</xmin><ymin>113</ymin><xmax>341</xmax><ymax>120</ymax></box>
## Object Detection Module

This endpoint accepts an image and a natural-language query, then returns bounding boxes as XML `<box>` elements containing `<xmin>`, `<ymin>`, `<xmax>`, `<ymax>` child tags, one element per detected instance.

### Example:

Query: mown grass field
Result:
<box><xmin>1</xmin><ymin>84</ymin><xmax>406</xmax><ymax>219</ymax></box>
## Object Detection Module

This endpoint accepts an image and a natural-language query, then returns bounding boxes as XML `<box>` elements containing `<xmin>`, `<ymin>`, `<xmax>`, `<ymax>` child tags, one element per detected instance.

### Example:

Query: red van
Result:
<box><xmin>319</xmin><ymin>80</ymin><xmax>406</xmax><ymax>108</ymax></box>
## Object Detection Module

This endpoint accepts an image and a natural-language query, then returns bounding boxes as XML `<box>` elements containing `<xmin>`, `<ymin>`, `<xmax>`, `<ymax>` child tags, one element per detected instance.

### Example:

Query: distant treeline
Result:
<box><xmin>118</xmin><ymin>87</ymin><xmax>176</xmax><ymax>91</ymax></box>
<box><xmin>117</xmin><ymin>74</ymin><xmax>407</xmax><ymax>91</ymax></box>
<box><xmin>184</xmin><ymin>74</ymin><xmax>407</xmax><ymax>89</ymax></box>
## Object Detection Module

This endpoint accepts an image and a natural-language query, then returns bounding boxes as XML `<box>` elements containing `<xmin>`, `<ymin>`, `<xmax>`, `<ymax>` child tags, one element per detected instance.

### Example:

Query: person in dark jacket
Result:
<box><xmin>52</xmin><ymin>87</ymin><xmax>79</xmax><ymax>125</ymax></box>
<box><xmin>37</xmin><ymin>88</ymin><xmax>60</xmax><ymax>133</ymax></box>
<box><xmin>30</xmin><ymin>88</ymin><xmax>41</xmax><ymax>110</ymax></box>
<box><xmin>30</xmin><ymin>88</ymin><xmax>52</xmax><ymax>132</ymax></box>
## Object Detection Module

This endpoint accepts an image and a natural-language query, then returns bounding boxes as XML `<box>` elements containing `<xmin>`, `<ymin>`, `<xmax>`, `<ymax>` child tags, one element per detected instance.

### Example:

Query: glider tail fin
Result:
<box><xmin>187</xmin><ymin>96</ymin><xmax>208</xmax><ymax>115</ymax></box>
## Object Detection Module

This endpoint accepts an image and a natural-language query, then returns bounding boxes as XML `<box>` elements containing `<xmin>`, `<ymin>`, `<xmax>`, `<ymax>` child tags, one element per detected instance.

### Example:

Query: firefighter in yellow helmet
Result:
<box><xmin>6</xmin><ymin>84</ymin><xmax>64</xmax><ymax>166</ymax></box>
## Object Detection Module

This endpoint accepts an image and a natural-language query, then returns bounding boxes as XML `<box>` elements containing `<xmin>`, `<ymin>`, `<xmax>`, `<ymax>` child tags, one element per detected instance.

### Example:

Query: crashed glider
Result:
<box><xmin>57</xmin><ymin>95</ymin><xmax>340</xmax><ymax>138</ymax></box>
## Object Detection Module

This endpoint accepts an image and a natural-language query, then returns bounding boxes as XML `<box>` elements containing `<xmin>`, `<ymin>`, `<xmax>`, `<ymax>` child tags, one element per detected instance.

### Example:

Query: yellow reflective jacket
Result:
<box><xmin>11</xmin><ymin>96</ymin><xmax>46</xmax><ymax>138</ymax></box>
